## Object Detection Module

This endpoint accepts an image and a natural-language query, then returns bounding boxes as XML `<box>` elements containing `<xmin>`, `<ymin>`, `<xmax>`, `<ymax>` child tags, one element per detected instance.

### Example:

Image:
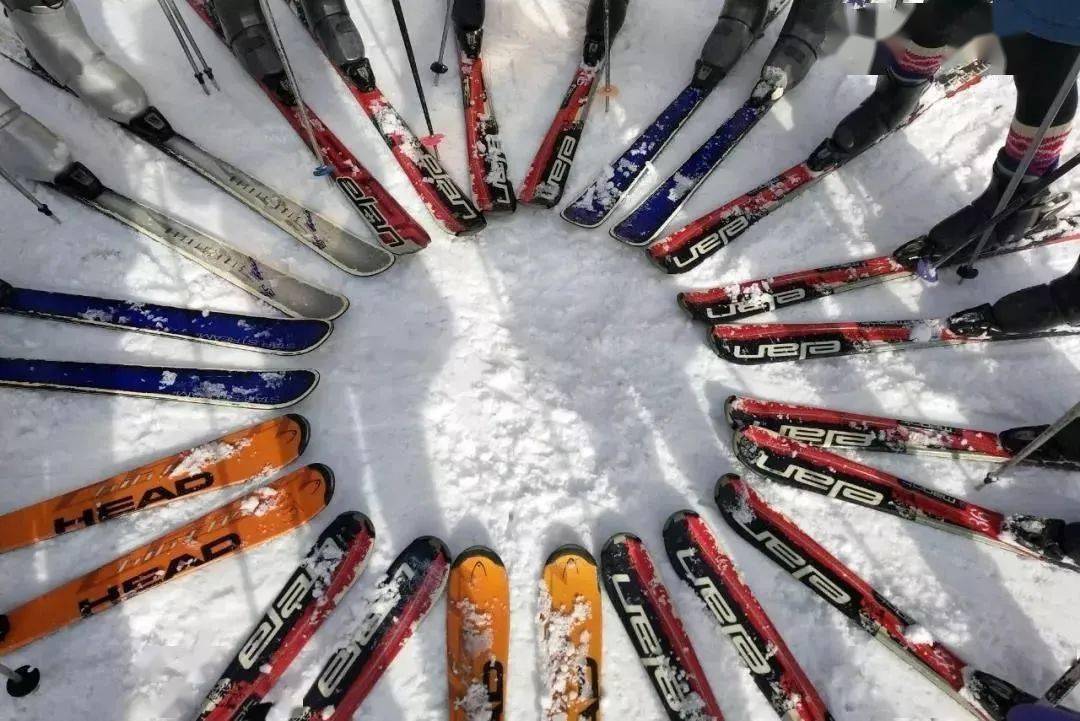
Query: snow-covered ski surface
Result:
<box><xmin>1</xmin><ymin>1</ymin><xmax>1079</xmax><ymax>719</ymax></box>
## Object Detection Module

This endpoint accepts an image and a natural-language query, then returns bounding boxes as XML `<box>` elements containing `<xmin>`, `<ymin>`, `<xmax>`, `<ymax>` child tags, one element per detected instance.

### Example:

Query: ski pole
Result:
<box><xmin>163</xmin><ymin>0</ymin><xmax>220</xmax><ymax>91</ymax></box>
<box><xmin>390</xmin><ymin>0</ymin><xmax>441</xmax><ymax>148</ymax></box>
<box><xmin>956</xmin><ymin>51</ymin><xmax>1080</xmax><ymax>280</ymax></box>
<box><xmin>1</xmin><ymin>661</ymin><xmax>40</xmax><ymax>697</ymax></box>
<box><xmin>155</xmin><ymin>0</ymin><xmax>210</xmax><ymax>94</ymax></box>
<box><xmin>922</xmin><ymin>149</ymin><xmax>1080</xmax><ymax>279</ymax></box>
<box><xmin>0</xmin><ymin>164</ymin><xmax>59</xmax><ymax>223</ymax></box>
<box><xmin>982</xmin><ymin>400</ymin><xmax>1080</xmax><ymax>486</ymax></box>
<box><xmin>431</xmin><ymin>0</ymin><xmax>452</xmax><ymax>85</ymax></box>
<box><xmin>603</xmin><ymin>0</ymin><xmax>612</xmax><ymax>113</ymax></box>
<box><xmin>257</xmin><ymin>0</ymin><xmax>334</xmax><ymax>176</ymax></box>
<box><xmin>1046</xmin><ymin>656</ymin><xmax>1080</xmax><ymax>706</ymax></box>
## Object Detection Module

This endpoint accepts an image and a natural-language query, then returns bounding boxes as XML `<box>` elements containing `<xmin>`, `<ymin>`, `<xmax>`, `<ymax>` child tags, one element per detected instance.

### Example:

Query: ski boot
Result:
<box><xmin>1008</xmin><ymin>517</ymin><xmax>1080</xmax><ymax>565</ymax></box>
<box><xmin>1002</xmin><ymin>420</ymin><xmax>1080</xmax><ymax>471</ymax></box>
<box><xmin>695</xmin><ymin>0</ymin><xmax>770</xmax><ymax>89</ymax></box>
<box><xmin>759</xmin><ymin>0</ymin><xmax>833</xmax><ymax>93</ymax></box>
<box><xmin>948</xmin><ymin>255</ymin><xmax>1080</xmax><ymax>335</ymax></box>
<box><xmin>830</xmin><ymin>67</ymin><xmax>928</xmax><ymax>158</ymax></box>
<box><xmin>925</xmin><ymin>150</ymin><xmax>1057</xmax><ymax>260</ymax></box>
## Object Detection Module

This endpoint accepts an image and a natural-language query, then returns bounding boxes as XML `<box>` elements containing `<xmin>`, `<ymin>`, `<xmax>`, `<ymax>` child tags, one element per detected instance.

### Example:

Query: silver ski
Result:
<box><xmin>72</xmin><ymin>187</ymin><xmax>349</xmax><ymax>321</ymax></box>
<box><xmin>0</xmin><ymin>17</ymin><xmax>393</xmax><ymax>277</ymax></box>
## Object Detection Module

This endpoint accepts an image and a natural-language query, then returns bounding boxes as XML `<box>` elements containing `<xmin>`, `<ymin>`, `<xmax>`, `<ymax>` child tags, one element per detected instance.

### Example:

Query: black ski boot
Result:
<box><xmin>759</xmin><ymin>0</ymin><xmax>833</xmax><ymax>92</ymax></box>
<box><xmin>925</xmin><ymin>150</ymin><xmax>1054</xmax><ymax>259</ymax></box>
<box><xmin>695</xmin><ymin>0</ymin><xmax>770</xmax><ymax>89</ymax></box>
<box><xmin>830</xmin><ymin>68</ymin><xmax>928</xmax><ymax>158</ymax></box>
<box><xmin>949</xmin><ymin>255</ymin><xmax>1080</xmax><ymax>335</ymax></box>
<box><xmin>1009</xmin><ymin>517</ymin><xmax>1080</xmax><ymax>565</ymax></box>
<box><xmin>1002</xmin><ymin>419</ymin><xmax>1080</xmax><ymax>471</ymax></box>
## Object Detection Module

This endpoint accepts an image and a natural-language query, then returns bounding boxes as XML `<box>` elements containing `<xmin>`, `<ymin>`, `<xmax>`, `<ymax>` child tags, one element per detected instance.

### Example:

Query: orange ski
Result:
<box><xmin>0</xmin><ymin>415</ymin><xmax>309</xmax><ymax>554</ymax></box>
<box><xmin>447</xmin><ymin>546</ymin><xmax>510</xmax><ymax>721</ymax></box>
<box><xmin>0</xmin><ymin>463</ymin><xmax>333</xmax><ymax>657</ymax></box>
<box><xmin>539</xmin><ymin>545</ymin><xmax>602</xmax><ymax>721</ymax></box>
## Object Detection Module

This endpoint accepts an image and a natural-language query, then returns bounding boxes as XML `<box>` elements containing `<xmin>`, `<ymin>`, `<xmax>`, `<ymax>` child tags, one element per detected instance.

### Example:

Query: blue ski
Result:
<box><xmin>610</xmin><ymin>87</ymin><xmax>778</xmax><ymax>246</ymax></box>
<box><xmin>0</xmin><ymin>280</ymin><xmax>331</xmax><ymax>355</ymax></box>
<box><xmin>560</xmin><ymin>0</ymin><xmax>790</xmax><ymax>229</ymax></box>
<box><xmin>0</xmin><ymin>358</ymin><xmax>319</xmax><ymax>408</ymax></box>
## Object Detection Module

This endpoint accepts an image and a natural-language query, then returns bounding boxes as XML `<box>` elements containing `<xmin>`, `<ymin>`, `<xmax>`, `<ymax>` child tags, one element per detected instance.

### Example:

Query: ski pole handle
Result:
<box><xmin>983</xmin><ymin>400</ymin><xmax>1080</xmax><ymax>485</ymax></box>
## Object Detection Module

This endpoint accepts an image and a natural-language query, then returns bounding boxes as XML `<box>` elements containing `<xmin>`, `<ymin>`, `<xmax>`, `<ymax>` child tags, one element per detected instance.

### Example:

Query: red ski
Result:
<box><xmin>453</xmin><ymin>1</ymin><xmax>516</xmax><ymax>213</ymax></box>
<box><xmin>519</xmin><ymin>0</ymin><xmax>629</xmax><ymax>208</ymax></box>
<box><xmin>648</xmin><ymin>61</ymin><xmax>988</xmax><ymax>274</ymax></box>
<box><xmin>714</xmin><ymin>474</ymin><xmax>1040</xmax><ymax>721</ymax></box>
<box><xmin>663</xmin><ymin>511</ymin><xmax>834</xmax><ymax>721</ymax></box>
<box><xmin>724</xmin><ymin>395</ymin><xmax>1080</xmax><ymax>470</ymax></box>
<box><xmin>195</xmin><ymin>512</ymin><xmax>375</xmax><ymax>721</ymax></box>
<box><xmin>600</xmin><ymin>533</ymin><xmax>726</xmax><ymax>721</ymax></box>
<box><xmin>733</xmin><ymin>425</ymin><xmax>1080</xmax><ymax>572</ymax></box>
<box><xmin>678</xmin><ymin>209</ymin><xmax>1078</xmax><ymax>323</ymax></box>
<box><xmin>186</xmin><ymin>0</ymin><xmax>430</xmax><ymax>254</ymax></box>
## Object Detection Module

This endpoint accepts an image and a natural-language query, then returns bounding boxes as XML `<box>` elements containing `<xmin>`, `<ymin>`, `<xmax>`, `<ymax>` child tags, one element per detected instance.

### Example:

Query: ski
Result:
<box><xmin>518</xmin><ymin>0</ymin><xmax>629</xmax><ymax>208</ymax></box>
<box><xmin>709</xmin><ymin>315</ymin><xmax>1080</xmax><ymax>365</ymax></box>
<box><xmin>562</xmin><ymin>0</ymin><xmax>791</xmax><ymax>229</ymax></box>
<box><xmin>0</xmin><ymin>87</ymin><xmax>349</xmax><ymax>320</ymax></box>
<box><xmin>648</xmin><ymin>60</ymin><xmax>989</xmax><ymax>273</ymax></box>
<box><xmin>185</xmin><ymin>0</ymin><xmax>430</xmax><ymax>254</ymax></box>
<box><xmin>663</xmin><ymin>511</ymin><xmax>834</xmax><ymax>721</ymax></box>
<box><xmin>679</xmin><ymin>205</ymin><xmax>1079</xmax><ymax>323</ymax></box>
<box><xmin>716</xmin><ymin>474</ymin><xmax>1042</xmax><ymax>721</ymax></box>
<box><xmin>446</xmin><ymin>546</ymin><xmax>510</xmax><ymax>721</ymax></box>
<box><xmin>195</xmin><ymin>511</ymin><xmax>376</xmax><ymax>721</ymax></box>
<box><xmin>539</xmin><ymin>544</ymin><xmax>602</xmax><ymax>721</ymax></box>
<box><xmin>724</xmin><ymin>394</ymin><xmax>1080</xmax><ymax>471</ymax></box>
<box><xmin>0</xmin><ymin>414</ymin><xmax>309</xmax><ymax>555</ymax></box>
<box><xmin>732</xmin><ymin>425</ymin><xmax>1080</xmax><ymax>572</ymax></box>
<box><xmin>289</xmin><ymin>536</ymin><xmax>451</xmax><ymax>721</ymax></box>
<box><xmin>609</xmin><ymin>89</ymin><xmax>780</xmax><ymax>246</ymax></box>
<box><xmin>0</xmin><ymin>463</ymin><xmax>334</xmax><ymax>657</ymax></box>
<box><xmin>0</xmin><ymin>279</ymin><xmax>332</xmax><ymax>354</ymax></box>
<box><xmin>452</xmin><ymin>0</ymin><xmax>516</xmax><ymax>214</ymax></box>
<box><xmin>283</xmin><ymin>0</ymin><xmax>486</xmax><ymax>235</ymax></box>
<box><xmin>600</xmin><ymin>532</ymin><xmax>725</xmax><ymax>721</ymax></box>
<box><xmin>0</xmin><ymin>358</ymin><xmax>319</xmax><ymax>408</ymax></box>
<box><xmin>0</xmin><ymin>10</ymin><xmax>395</xmax><ymax>277</ymax></box>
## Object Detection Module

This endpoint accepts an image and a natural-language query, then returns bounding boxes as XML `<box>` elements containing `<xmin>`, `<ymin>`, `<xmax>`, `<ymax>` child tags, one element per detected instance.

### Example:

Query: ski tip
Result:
<box><xmin>544</xmin><ymin>543</ymin><xmax>597</xmax><ymax>568</ymax></box>
<box><xmin>326</xmin><ymin>510</ymin><xmax>376</xmax><ymax>540</ymax></box>
<box><xmin>287</xmin><ymin>413</ymin><xmax>313</xmax><ymax>455</ymax></box>
<box><xmin>674</xmin><ymin>291</ymin><xmax>695</xmax><ymax>318</ymax></box>
<box><xmin>602</xmin><ymin>532</ymin><xmax>641</xmax><ymax>552</ymax></box>
<box><xmin>305</xmin><ymin>463</ymin><xmax>336</xmax><ymax>504</ymax></box>
<box><xmin>714</xmin><ymin>473</ymin><xmax>744</xmax><ymax>503</ymax></box>
<box><xmin>453</xmin><ymin>545</ymin><xmax>504</xmax><ymax>569</ymax></box>
<box><xmin>663</xmin><ymin>509</ymin><xmax>700</xmax><ymax>534</ymax></box>
<box><xmin>413</xmin><ymin>535</ymin><xmax>452</xmax><ymax>561</ymax></box>
<box><xmin>722</xmin><ymin>394</ymin><xmax>739</xmax><ymax>428</ymax></box>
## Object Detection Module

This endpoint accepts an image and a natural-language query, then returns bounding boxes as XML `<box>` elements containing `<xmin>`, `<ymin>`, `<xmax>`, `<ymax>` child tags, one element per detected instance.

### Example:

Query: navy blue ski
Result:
<box><xmin>0</xmin><ymin>280</ymin><xmax>331</xmax><ymax>355</ymax></box>
<box><xmin>610</xmin><ymin>90</ymin><xmax>777</xmax><ymax>246</ymax></box>
<box><xmin>0</xmin><ymin>358</ymin><xmax>319</xmax><ymax>408</ymax></box>
<box><xmin>561</xmin><ymin>0</ymin><xmax>790</xmax><ymax>229</ymax></box>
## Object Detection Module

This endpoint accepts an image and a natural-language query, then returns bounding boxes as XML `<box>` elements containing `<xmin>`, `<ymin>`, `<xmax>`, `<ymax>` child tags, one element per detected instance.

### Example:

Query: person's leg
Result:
<box><xmin>831</xmin><ymin>0</ymin><xmax>980</xmax><ymax>154</ymax></box>
<box><xmin>926</xmin><ymin>34</ymin><xmax>1079</xmax><ymax>256</ymax></box>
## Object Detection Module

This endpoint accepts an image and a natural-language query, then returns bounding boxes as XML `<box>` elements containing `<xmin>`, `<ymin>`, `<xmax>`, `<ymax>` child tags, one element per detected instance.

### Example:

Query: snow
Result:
<box><xmin>1</xmin><ymin>0</ymin><xmax>1080</xmax><ymax>719</ymax></box>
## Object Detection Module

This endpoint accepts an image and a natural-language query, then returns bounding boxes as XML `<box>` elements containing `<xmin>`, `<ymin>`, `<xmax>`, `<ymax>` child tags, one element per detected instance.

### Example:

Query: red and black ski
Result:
<box><xmin>733</xmin><ymin>425</ymin><xmax>1080</xmax><ymax>572</ymax></box>
<box><xmin>187</xmin><ymin>0</ymin><xmax>430</xmax><ymax>254</ymax></box>
<box><xmin>283</xmin><ymin>0</ymin><xmax>485</xmax><ymax>235</ymax></box>
<box><xmin>519</xmin><ymin>0</ymin><xmax>629</xmax><ymax>208</ymax></box>
<box><xmin>599</xmin><ymin>533</ymin><xmax>725</xmax><ymax>721</ymax></box>
<box><xmin>195</xmin><ymin>511</ymin><xmax>376</xmax><ymax>721</ymax></box>
<box><xmin>453</xmin><ymin>7</ymin><xmax>516</xmax><ymax>213</ymax></box>
<box><xmin>678</xmin><ymin>208</ymin><xmax>1079</xmax><ymax>323</ymax></box>
<box><xmin>714</xmin><ymin>474</ymin><xmax>1039</xmax><ymax>721</ymax></box>
<box><xmin>663</xmin><ymin>511</ymin><xmax>834</xmax><ymax>721</ymax></box>
<box><xmin>725</xmin><ymin>395</ymin><xmax>1080</xmax><ymax>471</ymax></box>
<box><xmin>709</xmin><ymin>316</ymin><xmax>1080</xmax><ymax>365</ymax></box>
<box><xmin>288</xmin><ymin>536</ymin><xmax>451</xmax><ymax>721</ymax></box>
<box><xmin>648</xmin><ymin>60</ymin><xmax>988</xmax><ymax>274</ymax></box>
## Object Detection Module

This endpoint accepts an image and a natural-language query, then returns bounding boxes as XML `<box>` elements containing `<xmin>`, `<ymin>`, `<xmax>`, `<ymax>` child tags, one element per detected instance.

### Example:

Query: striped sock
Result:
<box><xmin>885</xmin><ymin>38</ymin><xmax>946</xmax><ymax>84</ymax></box>
<box><xmin>1002</xmin><ymin>120</ymin><xmax>1072</xmax><ymax>176</ymax></box>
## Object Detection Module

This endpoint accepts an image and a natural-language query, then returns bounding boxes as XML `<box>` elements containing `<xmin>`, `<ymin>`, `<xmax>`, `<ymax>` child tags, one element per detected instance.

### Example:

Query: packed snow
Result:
<box><xmin>2</xmin><ymin>0</ymin><xmax>1080</xmax><ymax>719</ymax></box>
